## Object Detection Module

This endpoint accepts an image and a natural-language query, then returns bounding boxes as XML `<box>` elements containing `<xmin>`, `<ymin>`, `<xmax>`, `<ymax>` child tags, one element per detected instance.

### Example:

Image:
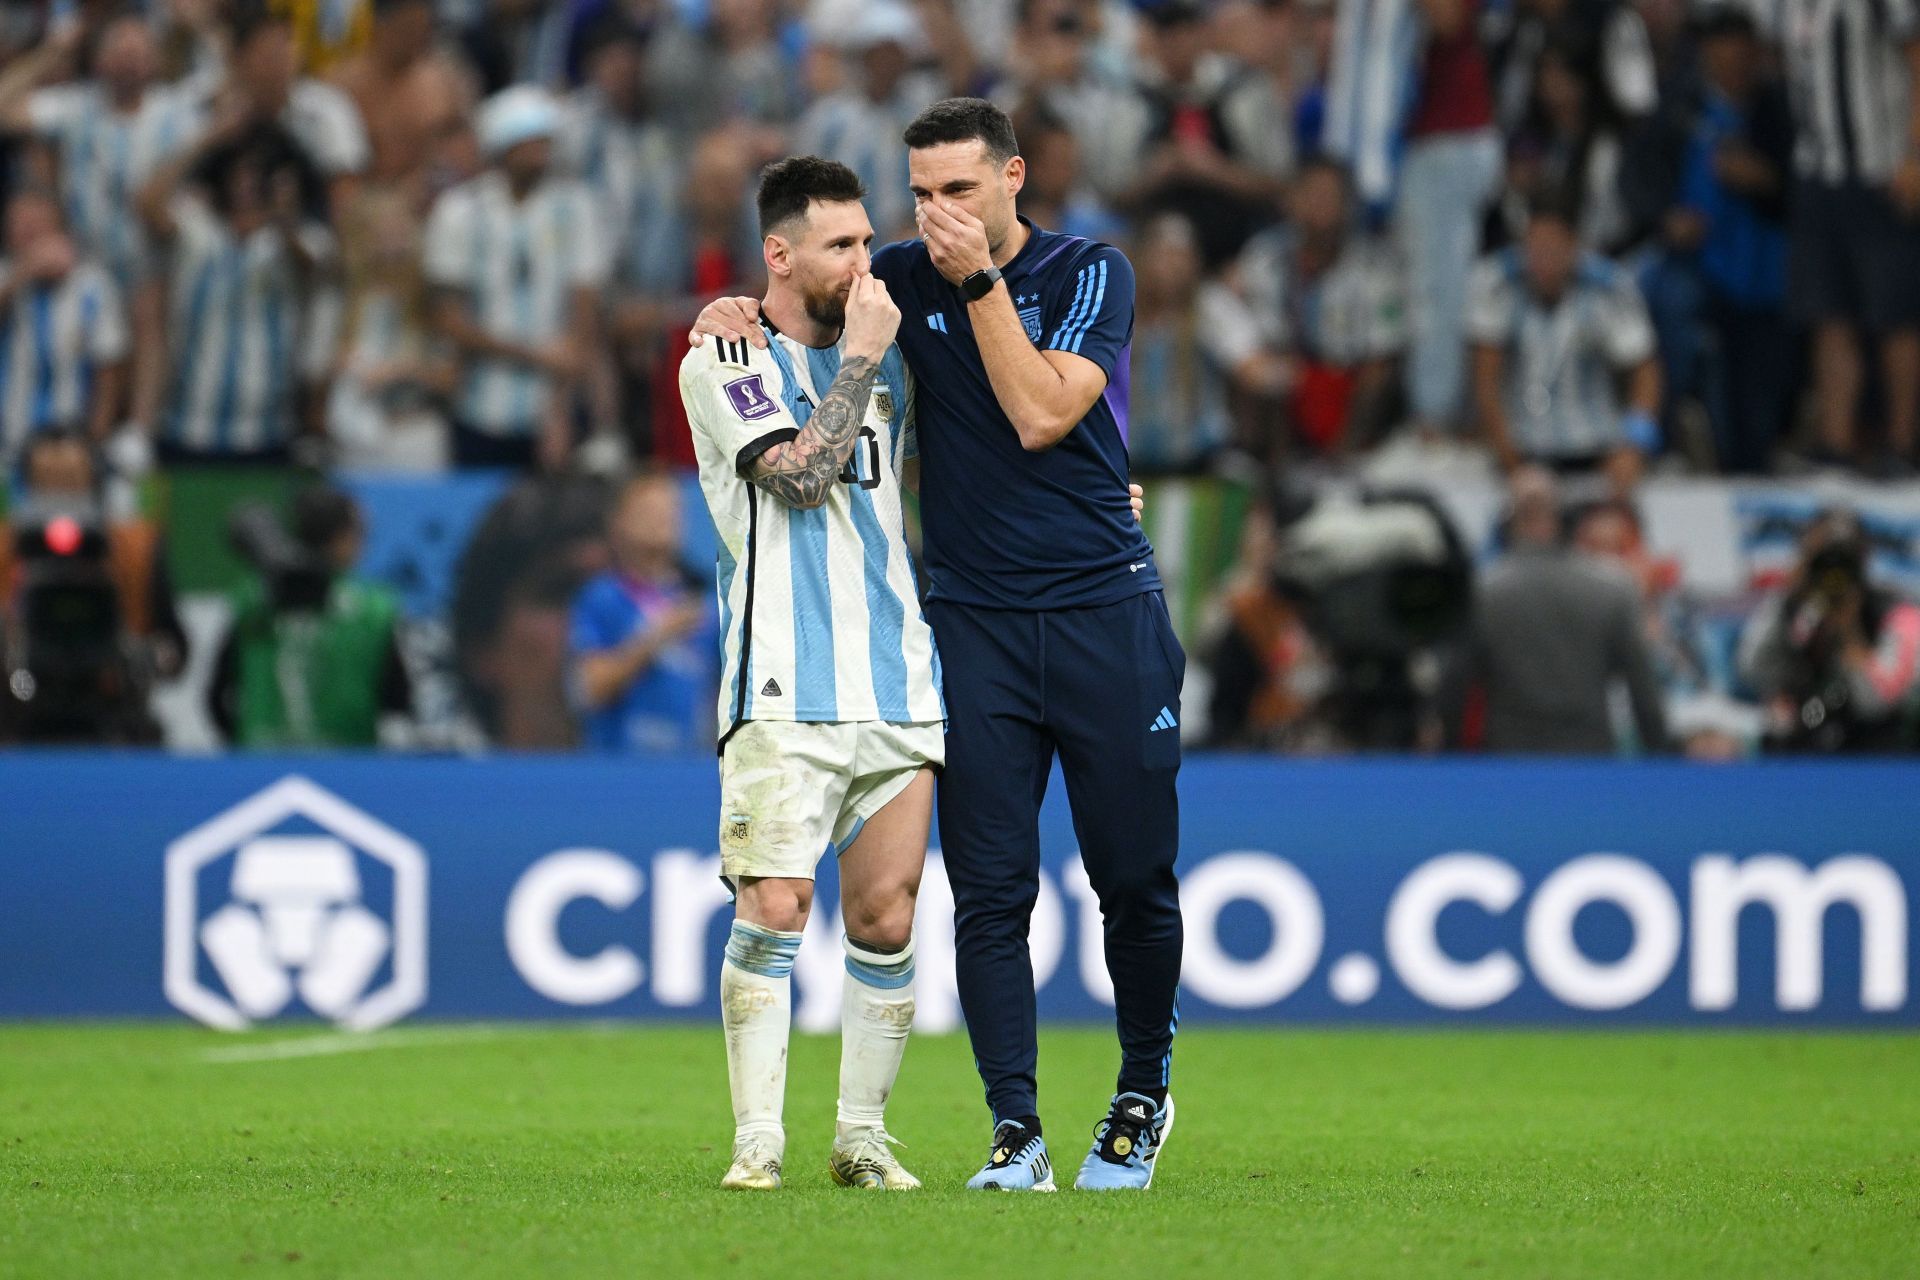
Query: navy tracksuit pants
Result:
<box><xmin>928</xmin><ymin>591</ymin><xmax>1185</xmax><ymax>1123</ymax></box>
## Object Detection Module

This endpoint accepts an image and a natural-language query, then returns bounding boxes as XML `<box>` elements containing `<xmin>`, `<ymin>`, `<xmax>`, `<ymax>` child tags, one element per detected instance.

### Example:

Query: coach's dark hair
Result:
<box><xmin>756</xmin><ymin>155</ymin><xmax>868</xmax><ymax>239</ymax></box>
<box><xmin>902</xmin><ymin>98</ymin><xmax>1019</xmax><ymax>166</ymax></box>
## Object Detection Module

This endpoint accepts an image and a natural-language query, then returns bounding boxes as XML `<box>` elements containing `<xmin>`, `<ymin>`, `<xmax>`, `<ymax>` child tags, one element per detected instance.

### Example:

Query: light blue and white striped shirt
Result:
<box><xmin>0</xmin><ymin>261</ymin><xmax>128</xmax><ymax>464</ymax></box>
<box><xmin>158</xmin><ymin>197</ymin><xmax>335</xmax><ymax>455</ymax></box>
<box><xmin>422</xmin><ymin>172</ymin><xmax>610</xmax><ymax>437</ymax></box>
<box><xmin>680</xmin><ymin>328</ymin><xmax>943</xmax><ymax>738</ymax></box>
<box><xmin>27</xmin><ymin>83</ymin><xmax>189</xmax><ymax>288</ymax></box>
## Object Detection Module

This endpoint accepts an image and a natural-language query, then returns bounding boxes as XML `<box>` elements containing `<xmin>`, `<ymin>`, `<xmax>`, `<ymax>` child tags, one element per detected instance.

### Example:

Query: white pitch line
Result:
<box><xmin>198</xmin><ymin>1025</ymin><xmax>518</xmax><ymax>1064</ymax></box>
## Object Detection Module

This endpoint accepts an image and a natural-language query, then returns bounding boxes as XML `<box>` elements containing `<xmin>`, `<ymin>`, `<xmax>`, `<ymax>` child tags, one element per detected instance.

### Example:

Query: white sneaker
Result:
<box><xmin>828</xmin><ymin>1128</ymin><xmax>921</xmax><ymax>1190</ymax></box>
<box><xmin>720</xmin><ymin>1139</ymin><xmax>783</xmax><ymax>1190</ymax></box>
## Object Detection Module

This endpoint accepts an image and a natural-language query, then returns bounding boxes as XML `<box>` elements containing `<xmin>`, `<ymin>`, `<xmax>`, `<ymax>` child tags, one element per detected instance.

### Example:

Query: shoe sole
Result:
<box><xmin>976</xmin><ymin>1174</ymin><xmax>1056</xmax><ymax>1192</ymax></box>
<box><xmin>1074</xmin><ymin>1094</ymin><xmax>1175</xmax><ymax>1191</ymax></box>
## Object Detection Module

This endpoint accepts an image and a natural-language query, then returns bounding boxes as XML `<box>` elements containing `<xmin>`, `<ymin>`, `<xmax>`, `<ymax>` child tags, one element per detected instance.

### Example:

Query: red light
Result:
<box><xmin>45</xmin><ymin>515</ymin><xmax>83</xmax><ymax>556</ymax></box>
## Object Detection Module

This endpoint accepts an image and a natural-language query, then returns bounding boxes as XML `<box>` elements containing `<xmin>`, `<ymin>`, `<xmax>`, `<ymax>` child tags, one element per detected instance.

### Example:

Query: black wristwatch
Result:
<box><xmin>960</xmin><ymin>266</ymin><xmax>1003</xmax><ymax>302</ymax></box>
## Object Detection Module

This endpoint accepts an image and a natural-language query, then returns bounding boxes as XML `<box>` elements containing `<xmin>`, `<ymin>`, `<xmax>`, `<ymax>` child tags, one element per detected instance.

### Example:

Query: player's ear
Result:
<box><xmin>764</xmin><ymin>233</ymin><xmax>791</xmax><ymax>280</ymax></box>
<box><xmin>1004</xmin><ymin>154</ymin><xmax>1026</xmax><ymax>200</ymax></box>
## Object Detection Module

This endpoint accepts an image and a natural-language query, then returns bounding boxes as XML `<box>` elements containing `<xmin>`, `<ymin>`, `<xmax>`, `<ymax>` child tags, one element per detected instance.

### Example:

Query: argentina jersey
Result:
<box><xmin>679</xmin><ymin>326</ymin><xmax>943</xmax><ymax>744</ymax></box>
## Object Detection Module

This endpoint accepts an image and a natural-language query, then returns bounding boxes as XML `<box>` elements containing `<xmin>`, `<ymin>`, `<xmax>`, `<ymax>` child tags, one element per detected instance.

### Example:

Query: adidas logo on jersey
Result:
<box><xmin>1149</xmin><ymin>706</ymin><xmax>1178</xmax><ymax>733</ymax></box>
<box><xmin>761</xmin><ymin>678</ymin><xmax>783</xmax><ymax>698</ymax></box>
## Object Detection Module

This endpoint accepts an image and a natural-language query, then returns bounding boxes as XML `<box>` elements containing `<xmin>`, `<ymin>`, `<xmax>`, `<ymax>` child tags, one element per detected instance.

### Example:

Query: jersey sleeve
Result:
<box><xmin>1042</xmin><ymin>244</ymin><xmax>1135</xmax><ymax>381</ymax></box>
<box><xmin>679</xmin><ymin>345</ymin><xmax>802</xmax><ymax>475</ymax></box>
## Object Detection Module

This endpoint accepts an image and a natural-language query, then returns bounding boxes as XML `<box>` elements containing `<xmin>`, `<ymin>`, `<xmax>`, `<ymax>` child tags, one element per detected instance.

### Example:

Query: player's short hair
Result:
<box><xmin>756</xmin><ymin>155</ymin><xmax>868</xmax><ymax>239</ymax></box>
<box><xmin>902</xmin><ymin>98</ymin><xmax>1019</xmax><ymax>166</ymax></box>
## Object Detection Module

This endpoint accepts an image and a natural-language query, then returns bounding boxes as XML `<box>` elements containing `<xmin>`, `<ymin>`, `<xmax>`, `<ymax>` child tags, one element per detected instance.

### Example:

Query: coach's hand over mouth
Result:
<box><xmin>916</xmin><ymin>200</ymin><xmax>992</xmax><ymax>287</ymax></box>
<box><xmin>687</xmin><ymin>297</ymin><xmax>768</xmax><ymax>350</ymax></box>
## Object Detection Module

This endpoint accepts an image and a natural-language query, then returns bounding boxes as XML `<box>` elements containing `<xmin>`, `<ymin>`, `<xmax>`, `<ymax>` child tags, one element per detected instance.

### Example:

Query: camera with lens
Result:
<box><xmin>1770</xmin><ymin>520</ymin><xmax>1891</xmax><ymax>753</ymax></box>
<box><xmin>1</xmin><ymin>495</ymin><xmax>154</xmax><ymax>742</ymax></box>
<box><xmin>1271</xmin><ymin>488</ymin><xmax>1473</xmax><ymax>749</ymax></box>
<box><xmin>228</xmin><ymin>501</ymin><xmax>336</xmax><ymax>614</ymax></box>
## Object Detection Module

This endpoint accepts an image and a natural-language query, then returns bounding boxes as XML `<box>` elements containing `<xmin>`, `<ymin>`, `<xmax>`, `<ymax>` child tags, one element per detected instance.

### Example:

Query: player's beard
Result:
<box><xmin>802</xmin><ymin>278</ymin><xmax>850</xmax><ymax>331</ymax></box>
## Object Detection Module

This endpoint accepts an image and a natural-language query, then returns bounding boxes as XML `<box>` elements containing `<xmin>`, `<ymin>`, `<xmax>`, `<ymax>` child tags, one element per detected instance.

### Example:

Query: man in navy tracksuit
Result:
<box><xmin>692</xmin><ymin>100</ymin><xmax>1183</xmax><ymax>1192</ymax></box>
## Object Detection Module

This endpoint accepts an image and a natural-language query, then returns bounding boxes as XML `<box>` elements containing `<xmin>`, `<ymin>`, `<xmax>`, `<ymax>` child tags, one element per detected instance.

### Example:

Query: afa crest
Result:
<box><xmin>1018</xmin><ymin>305</ymin><xmax>1044</xmax><ymax>343</ymax></box>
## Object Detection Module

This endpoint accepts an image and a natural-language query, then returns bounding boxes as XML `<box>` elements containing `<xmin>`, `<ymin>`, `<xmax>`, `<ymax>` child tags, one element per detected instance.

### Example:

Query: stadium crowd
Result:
<box><xmin>0</xmin><ymin>0</ymin><xmax>1918</xmax><ymax>756</ymax></box>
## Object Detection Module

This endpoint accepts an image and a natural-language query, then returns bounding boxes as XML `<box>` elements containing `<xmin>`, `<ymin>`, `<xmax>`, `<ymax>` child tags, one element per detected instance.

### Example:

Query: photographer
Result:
<box><xmin>208</xmin><ymin>485</ymin><xmax>410</xmax><ymax>749</ymax></box>
<box><xmin>0</xmin><ymin>430</ymin><xmax>181</xmax><ymax>743</ymax></box>
<box><xmin>1737</xmin><ymin>511</ymin><xmax>1920</xmax><ymax>754</ymax></box>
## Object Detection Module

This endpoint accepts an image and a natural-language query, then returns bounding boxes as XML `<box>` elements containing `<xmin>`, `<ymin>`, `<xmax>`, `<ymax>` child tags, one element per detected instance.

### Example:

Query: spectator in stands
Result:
<box><xmin>567</xmin><ymin>469</ymin><xmax>716</xmax><ymax>754</ymax></box>
<box><xmin>1126</xmin><ymin>0</ymin><xmax>1286</xmax><ymax>263</ymax></box>
<box><xmin>1468</xmin><ymin>193</ymin><xmax>1661</xmax><ymax>490</ymax></box>
<box><xmin>558</xmin><ymin>15</ymin><xmax>681</xmax><ymax>460</ymax></box>
<box><xmin>136</xmin><ymin>117</ymin><xmax>334</xmax><ymax>464</ymax></box>
<box><xmin>1783</xmin><ymin>0</ymin><xmax>1920</xmax><ymax>474</ymax></box>
<box><xmin>456</xmin><ymin>0</ymin><xmax>572</xmax><ymax>96</ymax></box>
<box><xmin>0</xmin><ymin>187</ymin><xmax>129</xmax><ymax>466</ymax></box>
<box><xmin>793</xmin><ymin>1</ymin><xmax>941</xmax><ymax>241</ymax></box>
<box><xmin>1007</xmin><ymin>106</ymin><xmax>1125</xmax><ymax>243</ymax></box>
<box><xmin>1647</xmin><ymin>7</ymin><xmax>1793</xmax><ymax>475</ymax></box>
<box><xmin>1572</xmin><ymin>497</ymin><xmax>1748</xmax><ymax>756</ymax></box>
<box><xmin>996</xmin><ymin>0</ymin><xmax>1151</xmax><ymax>207</ymax></box>
<box><xmin>326</xmin><ymin>186</ymin><xmax>452</xmax><ymax>465</ymax></box>
<box><xmin>0</xmin><ymin>11</ymin><xmax>164</xmax><ymax>290</ymax></box>
<box><xmin>330</xmin><ymin>0</ymin><xmax>475</xmax><ymax>192</ymax></box>
<box><xmin>1127</xmin><ymin>213</ymin><xmax>1271</xmax><ymax>472</ymax></box>
<box><xmin>1489</xmin><ymin>0</ymin><xmax>1658</xmax><ymax>133</ymax></box>
<box><xmin>209</xmin><ymin>483</ymin><xmax>410</xmax><ymax>748</ymax></box>
<box><xmin>650</xmin><ymin>0</ymin><xmax>803</xmax><ymax>136</ymax></box>
<box><xmin>1211</xmin><ymin>0</ymin><xmax>1308</xmax><ymax>184</ymax></box>
<box><xmin>1230</xmin><ymin>156</ymin><xmax>1405</xmax><ymax>454</ymax></box>
<box><xmin>640</xmin><ymin>127</ymin><xmax>760</xmax><ymax>467</ymax></box>
<box><xmin>1445</xmin><ymin>464</ymin><xmax>1668</xmax><ymax>754</ymax></box>
<box><xmin>1500</xmin><ymin>39</ymin><xmax>1636</xmax><ymax>253</ymax></box>
<box><xmin>1328</xmin><ymin>0</ymin><xmax>1499</xmax><ymax>441</ymax></box>
<box><xmin>1738</xmin><ymin>509</ymin><xmax>1920</xmax><ymax>753</ymax></box>
<box><xmin>424</xmin><ymin>86</ymin><xmax>609</xmax><ymax>470</ymax></box>
<box><xmin>168</xmin><ymin>5</ymin><xmax>373</xmax><ymax>223</ymax></box>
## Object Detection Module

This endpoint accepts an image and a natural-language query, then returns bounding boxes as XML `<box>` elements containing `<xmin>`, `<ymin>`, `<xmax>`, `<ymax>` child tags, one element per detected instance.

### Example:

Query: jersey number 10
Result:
<box><xmin>838</xmin><ymin>427</ymin><xmax>882</xmax><ymax>490</ymax></box>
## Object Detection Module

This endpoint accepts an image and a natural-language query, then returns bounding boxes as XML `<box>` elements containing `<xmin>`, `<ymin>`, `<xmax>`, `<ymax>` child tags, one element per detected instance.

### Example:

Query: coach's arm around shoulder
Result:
<box><xmin>917</xmin><ymin>201</ymin><xmax>1108</xmax><ymax>453</ymax></box>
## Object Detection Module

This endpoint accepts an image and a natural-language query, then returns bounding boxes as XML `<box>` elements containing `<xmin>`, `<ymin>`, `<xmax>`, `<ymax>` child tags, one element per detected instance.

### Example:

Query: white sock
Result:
<box><xmin>721</xmin><ymin>920</ymin><xmax>803</xmax><ymax>1154</ymax></box>
<box><xmin>837</xmin><ymin>933</ymin><xmax>916</xmax><ymax>1139</ymax></box>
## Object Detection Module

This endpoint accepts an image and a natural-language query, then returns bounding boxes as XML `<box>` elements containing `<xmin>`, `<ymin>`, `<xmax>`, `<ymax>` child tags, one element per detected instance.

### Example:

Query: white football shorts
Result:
<box><xmin>718</xmin><ymin>719</ymin><xmax>944</xmax><ymax>883</ymax></box>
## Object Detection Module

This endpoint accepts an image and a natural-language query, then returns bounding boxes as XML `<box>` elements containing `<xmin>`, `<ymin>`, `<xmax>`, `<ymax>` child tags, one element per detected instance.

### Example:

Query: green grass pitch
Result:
<box><xmin>2</xmin><ymin>1024</ymin><xmax>1916</xmax><ymax>1278</ymax></box>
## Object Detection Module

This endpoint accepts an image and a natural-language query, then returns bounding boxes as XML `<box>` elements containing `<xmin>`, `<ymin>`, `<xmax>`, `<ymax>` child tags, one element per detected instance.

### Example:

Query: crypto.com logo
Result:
<box><xmin>164</xmin><ymin>776</ymin><xmax>427</xmax><ymax>1030</ymax></box>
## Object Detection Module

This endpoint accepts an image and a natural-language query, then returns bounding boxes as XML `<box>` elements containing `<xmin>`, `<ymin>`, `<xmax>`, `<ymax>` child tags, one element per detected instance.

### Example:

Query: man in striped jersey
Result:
<box><xmin>136</xmin><ymin>116</ymin><xmax>334</xmax><ymax>463</ymax></box>
<box><xmin>678</xmin><ymin>157</ymin><xmax>941</xmax><ymax>1193</ymax></box>
<box><xmin>0</xmin><ymin>187</ymin><xmax>129</xmax><ymax>467</ymax></box>
<box><xmin>1781</xmin><ymin>0</ymin><xmax>1920</xmax><ymax>471</ymax></box>
<box><xmin>424</xmin><ymin>85</ymin><xmax>608</xmax><ymax>470</ymax></box>
<box><xmin>0</xmin><ymin>12</ymin><xmax>165</xmax><ymax>291</ymax></box>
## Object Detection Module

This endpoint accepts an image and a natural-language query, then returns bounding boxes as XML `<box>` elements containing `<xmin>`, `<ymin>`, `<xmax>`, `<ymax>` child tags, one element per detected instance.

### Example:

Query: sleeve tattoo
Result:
<box><xmin>745</xmin><ymin>354</ymin><xmax>879</xmax><ymax>507</ymax></box>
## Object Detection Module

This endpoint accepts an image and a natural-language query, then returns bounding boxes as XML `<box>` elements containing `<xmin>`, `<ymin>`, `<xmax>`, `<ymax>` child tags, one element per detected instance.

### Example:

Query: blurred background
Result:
<box><xmin>0</xmin><ymin>0</ymin><xmax>1916</xmax><ymax>761</ymax></box>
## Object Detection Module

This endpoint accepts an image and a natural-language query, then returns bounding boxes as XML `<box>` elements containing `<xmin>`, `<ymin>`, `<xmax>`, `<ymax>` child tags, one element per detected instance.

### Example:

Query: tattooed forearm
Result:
<box><xmin>747</xmin><ymin>355</ymin><xmax>879</xmax><ymax>508</ymax></box>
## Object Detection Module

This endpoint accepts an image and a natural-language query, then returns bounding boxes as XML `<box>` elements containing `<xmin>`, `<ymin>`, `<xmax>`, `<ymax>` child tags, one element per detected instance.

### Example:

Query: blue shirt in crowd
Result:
<box><xmin>568</xmin><ymin>570</ymin><xmax>718</xmax><ymax>754</ymax></box>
